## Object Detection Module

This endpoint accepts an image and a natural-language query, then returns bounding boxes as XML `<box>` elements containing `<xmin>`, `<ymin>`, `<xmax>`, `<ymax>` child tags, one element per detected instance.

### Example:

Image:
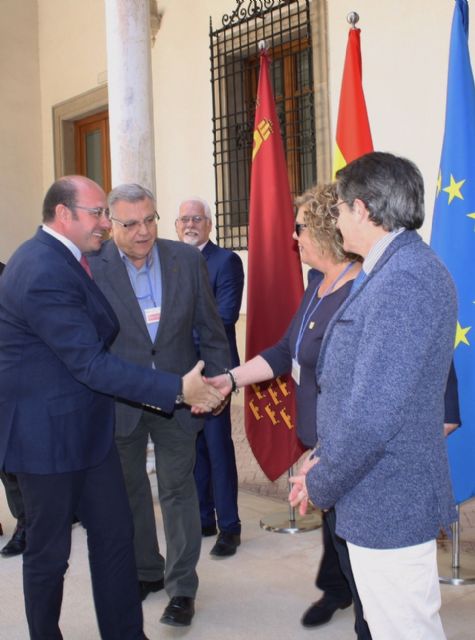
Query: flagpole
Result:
<box><xmin>438</xmin><ymin>504</ymin><xmax>475</xmax><ymax>585</ymax></box>
<box><xmin>247</xmin><ymin>39</ymin><xmax>320</xmax><ymax>534</ymax></box>
<box><xmin>260</xmin><ymin>466</ymin><xmax>322</xmax><ymax>534</ymax></box>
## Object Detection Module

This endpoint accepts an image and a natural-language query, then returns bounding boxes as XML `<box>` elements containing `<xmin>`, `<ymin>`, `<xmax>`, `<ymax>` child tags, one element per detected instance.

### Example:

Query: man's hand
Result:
<box><xmin>444</xmin><ymin>422</ymin><xmax>459</xmax><ymax>437</ymax></box>
<box><xmin>288</xmin><ymin>453</ymin><xmax>319</xmax><ymax>516</ymax></box>
<box><xmin>205</xmin><ymin>373</ymin><xmax>233</xmax><ymax>396</ymax></box>
<box><xmin>288</xmin><ymin>473</ymin><xmax>309</xmax><ymax>516</ymax></box>
<box><xmin>182</xmin><ymin>361</ymin><xmax>224</xmax><ymax>413</ymax></box>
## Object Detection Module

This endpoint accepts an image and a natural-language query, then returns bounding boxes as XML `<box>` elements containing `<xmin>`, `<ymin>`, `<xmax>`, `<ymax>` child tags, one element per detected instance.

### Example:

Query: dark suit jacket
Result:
<box><xmin>0</xmin><ymin>229</ymin><xmax>180</xmax><ymax>473</ymax></box>
<box><xmin>88</xmin><ymin>238</ymin><xmax>230</xmax><ymax>437</ymax></box>
<box><xmin>201</xmin><ymin>240</ymin><xmax>244</xmax><ymax>367</ymax></box>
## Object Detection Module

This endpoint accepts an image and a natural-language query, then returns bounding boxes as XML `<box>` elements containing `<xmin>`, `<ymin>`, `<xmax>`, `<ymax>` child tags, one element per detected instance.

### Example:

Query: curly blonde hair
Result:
<box><xmin>295</xmin><ymin>183</ymin><xmax>360</xmax><ymax>264</ymax></box>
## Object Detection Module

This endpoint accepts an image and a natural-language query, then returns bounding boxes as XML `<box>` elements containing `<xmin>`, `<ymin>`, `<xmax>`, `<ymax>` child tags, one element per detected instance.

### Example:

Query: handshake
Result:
<box><xmin>182</xmin><ymin>361</ymin><xmax>235</xmax><ymax>415</ymax></box>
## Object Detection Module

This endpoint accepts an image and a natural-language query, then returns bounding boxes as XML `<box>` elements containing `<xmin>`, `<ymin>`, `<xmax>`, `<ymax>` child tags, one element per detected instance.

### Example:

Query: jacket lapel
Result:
<box><xmin>155</xmin><ymin>239</ymin><xmax>179</xmax><ymax>345</ymax></box>
<box><xmin>101</xmin><ymin>240</ymin><xmax>151</xmax><ymax>340</ymax></box>
<box><xmin>317</xmin><ymin>230</ymin><xmax>421</xmax><ymax>375</ymax></box>
<box><xmin>36</xmin><ymin>228</ymin><xmax>119</xmax><ymax>330</ymax></box>
<box><xmin>201</xmin><ymin>240</ymin><xmax>215</xmax><ymax>262</ymax></box>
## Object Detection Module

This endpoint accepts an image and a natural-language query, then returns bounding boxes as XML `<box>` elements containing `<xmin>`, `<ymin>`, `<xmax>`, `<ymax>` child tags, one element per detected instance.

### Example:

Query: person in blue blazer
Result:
<box><xmin>176</xmin><ymin>197</ymin><xmax>244</xmax><ymax>557</ymax></box>
<box><xmin>290</xmin><ymin>153</ymin><xmax>458</xmax><ymax>639</ymax></box>
<box><xmin>0</xmin><ymin>176</ymin><xmax>223</xmax><ymax>640</ymax></box>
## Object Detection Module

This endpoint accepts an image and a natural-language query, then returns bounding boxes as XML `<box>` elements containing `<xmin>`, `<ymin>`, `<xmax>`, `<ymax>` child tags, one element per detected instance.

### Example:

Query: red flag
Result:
<box><xmin>333</xmin><ymin>27</ymin><xmax>373</xmax><ymax>177</ymax></box>
<box><xmin>245</xmin><ymin>50</ymin><xmax>305</xmax><ymax>481</ymax></box>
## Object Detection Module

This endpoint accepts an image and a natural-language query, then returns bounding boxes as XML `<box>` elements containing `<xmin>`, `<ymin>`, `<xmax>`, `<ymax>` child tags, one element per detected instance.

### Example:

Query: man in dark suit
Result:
<box><xmin>176</xmin><ymin>198</ymin><xmax>243</xmax><ymax>557</ymax></box>
<box><xmin>89</xmin><ymin>184</ymin><xmax>230</xmax><ymax>627</ymax></box>
<box><xmin>0</xmin><ymin>176</ymin><xmax>223</xmax><ymax>640</ymax></box>
<box><xmin>0</xmin><ymin>261</ymin><xmax>26</xmax><ymax>559</ymax></box>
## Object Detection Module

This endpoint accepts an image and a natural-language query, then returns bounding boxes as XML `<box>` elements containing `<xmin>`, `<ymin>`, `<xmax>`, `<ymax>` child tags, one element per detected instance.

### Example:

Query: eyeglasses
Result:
<box><xmin>109</xmin><ymin>211</ymin><xmax>159</xmax><ymax>230</ymax></box>
<box><xmin>294</xmin><ymin>222</ymin><xmax>308</xmax><ymax>237</ymax></box>
<box><xmin>329</xmin><ymin>200</ymin><xmax>348</xmax><ymax>219</ymax></box>
<box><xmin>74</xmin><ymin>205</ymin><xmax>110</xmax><ymax>219</ymax></box>
<box><xmin>176</xmin><ymin>215</ymin><xmax>206</xmax><ymax>225</ymax></box>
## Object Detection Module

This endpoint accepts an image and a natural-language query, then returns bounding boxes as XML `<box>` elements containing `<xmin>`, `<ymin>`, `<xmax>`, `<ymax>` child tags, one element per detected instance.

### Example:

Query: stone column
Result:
<box><xmin>104</xmin><ymin>0</ymin><xmax>156</xmax><ymax>192</ymax></box>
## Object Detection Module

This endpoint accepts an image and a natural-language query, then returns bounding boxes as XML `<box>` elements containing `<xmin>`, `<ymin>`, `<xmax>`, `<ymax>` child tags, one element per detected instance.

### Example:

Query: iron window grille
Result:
<box><xmin>210</xmin><ymin>0</ymin><xmax>316</xmax><ymax>249</ymax></box>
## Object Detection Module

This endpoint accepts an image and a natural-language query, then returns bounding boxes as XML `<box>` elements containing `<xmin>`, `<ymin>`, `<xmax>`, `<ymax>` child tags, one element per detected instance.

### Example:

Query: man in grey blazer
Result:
<box><xmin>290</xmin><ymin>153</ymin><xmax>457</xmax><ymax>639</ymax></box>
<box><xmin>89</xmin><ymin>184</ymin><xmax>230</xmax><ymax>628</ymax></box>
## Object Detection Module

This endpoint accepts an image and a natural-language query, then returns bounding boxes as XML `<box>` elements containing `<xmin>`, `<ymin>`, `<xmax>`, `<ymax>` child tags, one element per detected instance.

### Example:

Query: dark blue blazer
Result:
<box><xmin>0</xmin><ymin>228</ymin><xmax>180</xmax><ymax>474</ymax></box>
<box><xmin>201</xmin><ymin>241</ymin><xmax>244</xmax><ymax>367</ymax></box>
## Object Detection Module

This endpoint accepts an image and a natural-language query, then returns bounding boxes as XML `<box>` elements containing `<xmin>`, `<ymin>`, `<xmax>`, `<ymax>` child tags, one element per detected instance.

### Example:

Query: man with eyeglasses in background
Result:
<box><xmin>89</xmin><ymin>184</ymin><xmax>230</xmax><ymax>628</ymax></box>
<box><xmin>175</xmin><ymin>198</ymin><xmax>244</xmax><ymax>558</ymax></box>
<box><xmin>0</xmin><ymin>175</ymin><xmax>225</xmax><ymax>639</ymax></box>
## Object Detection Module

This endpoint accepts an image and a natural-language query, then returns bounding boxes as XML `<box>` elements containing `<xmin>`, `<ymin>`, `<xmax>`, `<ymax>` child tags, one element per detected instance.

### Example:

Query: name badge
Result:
<box><xmin>291</xmin><ymin>358</ymin><xmax>301</xmax><ymax>385</ymax></box>
<box><xmin>145</xmin><ymin>306</ymin><xmax>161</xmax><ymax>324</ymax></box>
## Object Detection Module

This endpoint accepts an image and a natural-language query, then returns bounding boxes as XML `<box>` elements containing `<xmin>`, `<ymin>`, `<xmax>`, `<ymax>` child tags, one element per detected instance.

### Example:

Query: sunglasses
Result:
<box><xmin>294</xmin><ymin>222</ymin><xmax>308</xmax><ymax>236</ymax></box>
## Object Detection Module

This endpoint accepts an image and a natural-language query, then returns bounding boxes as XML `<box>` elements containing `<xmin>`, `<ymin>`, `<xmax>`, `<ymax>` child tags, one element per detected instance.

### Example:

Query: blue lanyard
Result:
<box><xmin>294</xmin><ymin>262</ymin><xmax>355</xmax><ymax>362</ymax></box>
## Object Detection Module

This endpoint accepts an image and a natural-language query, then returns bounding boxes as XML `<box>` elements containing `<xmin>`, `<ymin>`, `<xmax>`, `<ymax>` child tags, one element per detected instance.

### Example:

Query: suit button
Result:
<box><xmin>316</xmin><ymin>384</ymin><xmax>321</xmax><ymax>394</ymax></box>
<box><xmin>151</xmin><ymin>349</ymin><xmax>156</xmax><ymax>355</ymax></box>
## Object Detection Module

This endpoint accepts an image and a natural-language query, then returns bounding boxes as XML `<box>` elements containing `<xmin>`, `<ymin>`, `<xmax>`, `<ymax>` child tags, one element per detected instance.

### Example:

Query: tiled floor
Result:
<box><xmin>1</xmin><ymin>485</ymin><xmax>474</xmax><ymax>639</ymax></box>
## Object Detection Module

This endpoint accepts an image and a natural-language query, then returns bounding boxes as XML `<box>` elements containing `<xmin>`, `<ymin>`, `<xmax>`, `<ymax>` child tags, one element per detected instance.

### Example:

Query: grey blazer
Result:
<box><xmin>307</xmin><ymin>230</ymin><xmax>457</xmax><ymax>549</ymax></box>
<box><xmin>89</xmin><ymin>238</ymin><xmax>230</xmax><ymax>437</ymax></box>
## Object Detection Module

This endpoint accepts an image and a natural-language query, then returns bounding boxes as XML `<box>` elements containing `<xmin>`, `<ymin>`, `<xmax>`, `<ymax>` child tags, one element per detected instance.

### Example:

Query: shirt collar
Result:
<box><xmin>118</xmin><ymin>244</ymin><xmax>155</xmax><ymax>271</ymax></box>
<box><xmin>42</xmin><ymin>224</ymin><xmax>81</xmax><ymax>261</ymax></box>
<box><xmin>362</xmin><ymin>227</ymin><xmax>405</xmax><ymax>275</ymax></box>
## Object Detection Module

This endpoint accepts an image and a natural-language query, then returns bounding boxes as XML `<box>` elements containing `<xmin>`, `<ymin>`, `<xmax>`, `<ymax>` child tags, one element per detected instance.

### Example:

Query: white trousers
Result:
<box><xmin>347</xmin><ymin>539</ymin><xmax>446</xmax><ymax>640</ymax></box>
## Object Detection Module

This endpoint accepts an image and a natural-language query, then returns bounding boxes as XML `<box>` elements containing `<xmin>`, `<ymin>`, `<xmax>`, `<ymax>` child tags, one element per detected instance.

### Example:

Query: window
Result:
<box><xmin>74</xmin><ymin>110</ymin><xmax>111</xmax><ymax>193</ymax></box>
<box><xmin>210</xmin><ymin>0</ymin><xmax>328</xmax><ymax>249</ymax></box>
<box><xmin>52</xmin><ymin>85</ymin><xmax>110</xmax><ymax>184</ymax></box>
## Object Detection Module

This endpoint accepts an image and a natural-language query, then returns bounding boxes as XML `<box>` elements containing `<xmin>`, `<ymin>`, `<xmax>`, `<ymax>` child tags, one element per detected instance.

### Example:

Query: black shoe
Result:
<box><xmin>210</xmin><ymin>531</ymin><xmax>241</xmax><ymax>557</ymax></box>
<box><xmin>301</xmin><ymin>596</ymin><xmax>352</xmax><ymax>628</ymax></box>
<box><xmin>1</xmin><ymin>523</ymin><xmax>26</xmax><ymax>557</ymax></box>
<box><xmin>160</xmin><ymin>596</ymin><xmax>195</xmax><ymax>627</ymax></box>
<box><xmin>139</xmin><ymin>578</ymin><xmax>164</xmax><ymax>601</ymax></box>
<box><xmin>201</xmin><ymin>524</ymin><xmax>217</xmax><ymax>537</ymax></box>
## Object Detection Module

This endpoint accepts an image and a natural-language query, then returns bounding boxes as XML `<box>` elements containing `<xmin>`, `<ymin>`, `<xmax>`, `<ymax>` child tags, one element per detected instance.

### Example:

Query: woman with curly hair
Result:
<box><xmin>209</xmin><ymin>183</ymin><xmax>370</xmax><ymax>638</ymax></box>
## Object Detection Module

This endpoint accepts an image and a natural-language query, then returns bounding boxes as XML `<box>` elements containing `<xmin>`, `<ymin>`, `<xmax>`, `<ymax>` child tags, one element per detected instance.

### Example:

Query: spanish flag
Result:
<box><xmin>333</xmin><ymin>26</ymin><xmax>373</xmax><ymax>177</ymax></box>
<box><xmin>245</xmin><ymin>49</ymin><xmax>305</xmax><ymax>481</ymax></box>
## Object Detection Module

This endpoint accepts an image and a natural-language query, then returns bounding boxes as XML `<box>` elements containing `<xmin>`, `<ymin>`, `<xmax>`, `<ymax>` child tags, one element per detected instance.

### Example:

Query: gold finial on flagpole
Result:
<box><xmin>347</xmin><ymin>11</ymin><xmax>360</xmax><ymax>29</ymax></box>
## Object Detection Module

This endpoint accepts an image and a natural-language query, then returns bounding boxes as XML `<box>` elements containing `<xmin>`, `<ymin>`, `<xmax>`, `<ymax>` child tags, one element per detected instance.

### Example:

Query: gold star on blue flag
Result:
<box><xmin>431</xmin><ymin>0</ymin><xmax>475</xmax><ymax>504</ymax></box>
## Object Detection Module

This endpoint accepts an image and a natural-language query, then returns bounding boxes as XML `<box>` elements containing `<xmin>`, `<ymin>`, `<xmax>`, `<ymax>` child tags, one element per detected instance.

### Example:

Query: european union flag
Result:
<box><xmin>431</xmin><ymin>0</ymin><xmax>475</xmax><ymax>504</ymax></box>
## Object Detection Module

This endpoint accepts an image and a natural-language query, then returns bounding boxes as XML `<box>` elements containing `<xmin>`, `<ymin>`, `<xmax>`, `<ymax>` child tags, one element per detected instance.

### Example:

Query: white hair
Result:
<box><xmin>178</xmin><ymin>197</ymin><xmax>212</xmax><ymax>221</ymax></box>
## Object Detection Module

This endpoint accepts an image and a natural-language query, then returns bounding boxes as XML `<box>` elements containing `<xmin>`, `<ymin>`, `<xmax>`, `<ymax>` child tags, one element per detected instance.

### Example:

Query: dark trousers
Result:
<box><xmin>318</xmin><ymin>508</ymin><xmax>372</xmax><ymax>640</ymax></box>
<box><xmin>116</xmin><ymin>411</ymin><xmax>201</xmax><ymax>597</ymax></box>
<box><xmin>0</xmin><ymin>470</ymin><xmax>25</xmax><ymax>522</ymax></box>
<box><xmin>194</xmin><ymin>404</ymin><xmax>240</xmax><ymax>534</ymax></box>
<box><xmin>16</xmin><ymin>445</ymin><xmax>143</xmax><ymax>640</ymax></box>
